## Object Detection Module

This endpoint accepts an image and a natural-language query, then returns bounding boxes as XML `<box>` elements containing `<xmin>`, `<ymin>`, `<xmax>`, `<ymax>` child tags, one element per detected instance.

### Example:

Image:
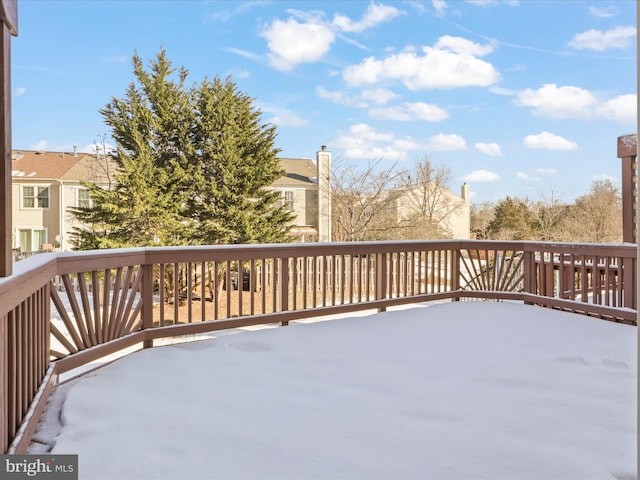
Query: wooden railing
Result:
<box><xmin>1</xmin><ymin>240</ymin><xmax>636</xmax><ymax>453</ymax></box>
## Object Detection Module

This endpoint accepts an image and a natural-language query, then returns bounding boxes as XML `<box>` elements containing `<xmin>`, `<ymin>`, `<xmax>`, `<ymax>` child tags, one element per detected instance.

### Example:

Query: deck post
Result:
<box><xmin>0</xmin><ymin>0</ymin><xmax>16</xmax><ymax>453</ymax></box>
<box><xmin>1</xmin><ymin>311</ymin><xmax>6</xmax><ymax>453</ymax></box>
<box><xmin>0</xmin><ymin>0</ymin><xmax>17</xmax><ymax>278</ymax></box>
<box><xmin>618</xmin><ymin>134</ymin><xmax>638</xmax><ymax>244</ymax></box>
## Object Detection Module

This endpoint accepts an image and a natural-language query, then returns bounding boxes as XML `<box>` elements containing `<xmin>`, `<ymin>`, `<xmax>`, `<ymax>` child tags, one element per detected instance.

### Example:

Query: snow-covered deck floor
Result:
<box><xmin>32</xmin><ymin>301</ymin><xmax>636</xmax><ymax>480</ymax></box>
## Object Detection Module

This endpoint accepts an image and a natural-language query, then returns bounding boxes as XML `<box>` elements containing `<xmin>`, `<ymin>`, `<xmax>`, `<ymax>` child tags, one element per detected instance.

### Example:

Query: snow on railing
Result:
<box><xmin>1</xmin><ymin>240</ymin><xmax>636</xmax><ymax>454</ymax></box>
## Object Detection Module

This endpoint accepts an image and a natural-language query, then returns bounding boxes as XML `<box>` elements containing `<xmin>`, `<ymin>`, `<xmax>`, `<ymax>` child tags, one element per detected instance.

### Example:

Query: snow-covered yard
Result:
<box><xmin>31</xmin><ymin>301</ymin><xmax>636</xmax><ymax>480</ymax></box>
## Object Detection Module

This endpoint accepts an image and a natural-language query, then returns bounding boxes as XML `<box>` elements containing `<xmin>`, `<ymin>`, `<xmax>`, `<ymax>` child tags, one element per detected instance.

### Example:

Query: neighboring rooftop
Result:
<box><xmin>11</xmin><ymin>150</ymin><xmax>87</xmax><ymax>180</ymax></box>
<box><xmin>11</xmin><ymin>151</ymin><xmax>318</xmax><ymax>187</ymax></box>
<box><xmin>273</xmin><ymin>157</ymin><xmax>318</xmax><ymax>188</ymax></box>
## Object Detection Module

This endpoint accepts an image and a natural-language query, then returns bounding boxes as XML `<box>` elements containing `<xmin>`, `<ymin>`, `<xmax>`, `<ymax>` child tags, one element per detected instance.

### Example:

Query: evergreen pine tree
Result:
<box><xmin>487</xmin><ymin>196</ymin><xmax>533</xmax><ymax>240</ymax></box>
<box><xmin>71</xmin><ymin>50</ymin><xmax>293</xmax><ymax>249</ymax></box>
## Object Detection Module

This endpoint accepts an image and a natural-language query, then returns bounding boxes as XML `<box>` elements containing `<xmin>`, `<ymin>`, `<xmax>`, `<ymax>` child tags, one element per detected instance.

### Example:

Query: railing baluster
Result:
<box><xmin>172</xmin><ymin>264</ymin><xmax>179</xmax><ymax>324</ymax></box>
<box><xmin>77</xmin><ymin>273</ymin><xmax>95</xmax><ymax>347</ymax></box>
<box><xmin>187</xmin><ymin>263</ymin><xmax>193</xmax><ymax>323</ymax></box>
<box><xmin>102</xmin><ymin>268</ymin><xmax>111</xmax><ymax>342</ymax></box>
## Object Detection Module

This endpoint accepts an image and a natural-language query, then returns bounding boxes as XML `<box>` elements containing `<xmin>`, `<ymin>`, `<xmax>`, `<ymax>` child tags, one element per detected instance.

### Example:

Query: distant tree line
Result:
<box><xmin>471</xmin><ymin>179</ymin><xmax>623</xmax><ymax>243</ymax></box>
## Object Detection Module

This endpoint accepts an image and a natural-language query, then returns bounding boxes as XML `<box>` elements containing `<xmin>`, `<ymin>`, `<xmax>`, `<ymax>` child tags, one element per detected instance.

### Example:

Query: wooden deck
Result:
<box><xmin>1</xmin><ymin>239</ymin><xmax>637</xmax><ymax>453</ymax></box>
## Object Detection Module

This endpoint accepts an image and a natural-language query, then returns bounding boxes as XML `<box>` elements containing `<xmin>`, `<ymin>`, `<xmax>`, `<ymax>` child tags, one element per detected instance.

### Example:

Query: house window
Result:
<box><xmin>279</xmin><ymin>191</ymin><xmax>294</xmax><ymax>211</ymax></box>
<box><xmin>22</xmin><ymin>186</ymin><xmax>49</xmax><ymax>208</ymax></box>
<box><xmin>364</xmin><ymin>206</ymin><xmax>374</xmax><ymax>220</ymax></box>
<box><xmin>77</xmin><ymin>189</ymin><xmax>91</xmax><ymax>208</ymax></box>
<box><xmin>18</xmin><ymin>228</ymin><xmax>46</xmax><ymax>252</ymax></box>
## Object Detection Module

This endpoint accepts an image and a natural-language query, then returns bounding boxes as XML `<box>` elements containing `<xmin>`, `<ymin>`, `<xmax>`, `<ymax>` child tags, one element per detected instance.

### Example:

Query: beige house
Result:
<box><xmin>11</xmin><ymin>147</ymin><xmax>332</xmax><ymax>255</ymax></box>
<box><xmin>388</xmin><ymin>182</ymin><xmax>471</xmax><ymax>239</ymax></box>
<box><xmin>270</xmin><ymin>147</ymin><xmax>332</xmax><ymax>243</ymax></box>
<box><xmin>11</xmin><ymin>149</ymin><xmax>115</xmax><ymax>255</ymax></box>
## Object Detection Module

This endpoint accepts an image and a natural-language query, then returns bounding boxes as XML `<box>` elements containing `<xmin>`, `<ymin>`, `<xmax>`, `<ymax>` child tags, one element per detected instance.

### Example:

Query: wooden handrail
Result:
<box><xmin>1</xmin><ymin>240</ymin><xmax>637</xmax><ymax>453</ymax></box>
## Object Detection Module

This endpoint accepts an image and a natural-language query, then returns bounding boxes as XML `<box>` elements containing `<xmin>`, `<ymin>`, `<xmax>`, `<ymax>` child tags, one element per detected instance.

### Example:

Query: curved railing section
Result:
<box><xmin>1</xmin><ymin>240</ymin><xmax>636</xmax><ymax>453</ymax></box>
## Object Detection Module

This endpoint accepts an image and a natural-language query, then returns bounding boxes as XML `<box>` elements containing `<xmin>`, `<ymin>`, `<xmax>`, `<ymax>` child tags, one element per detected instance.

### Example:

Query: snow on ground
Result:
<box><xmin>31</xmin><ymin>301</ymin><xmax>636</xmax><ymax>480</ymax></box>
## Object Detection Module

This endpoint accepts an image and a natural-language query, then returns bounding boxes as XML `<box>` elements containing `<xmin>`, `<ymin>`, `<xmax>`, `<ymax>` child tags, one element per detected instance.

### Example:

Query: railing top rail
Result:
<box><xmin>39</xmin><ymin>239</ymin><xmax>640</xmax><ymax>256</ymax></box>
<box><xmin>1</xmin><ymin>240</ymin><xmax>636</xmax><ymax>320</ymax></box>
<box><xmin>54</xmin><ymin>248</ymin><xmax>148</xmax><ymax>275</ymax></box>
<box><xmin>519</xmin><ymin>241</ymin><xmax>637</xmax><ymax>256</ymax></box>
<box><xmin>0</xmin><ymin>253</ymin><xmax>57</xmax><ymax>318</ymax></box>
<box><xmin>5</xmin><ymin>240</ymin><xmax>638</xmax><ymax>275</ymax></box>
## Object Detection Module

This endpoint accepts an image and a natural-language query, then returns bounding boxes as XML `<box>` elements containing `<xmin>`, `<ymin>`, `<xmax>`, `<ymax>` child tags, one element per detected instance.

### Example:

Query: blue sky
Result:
<box><xmin>11</xmin><ymin>0</ymin><xmax>637</xmax><ymax>203</ymax></box>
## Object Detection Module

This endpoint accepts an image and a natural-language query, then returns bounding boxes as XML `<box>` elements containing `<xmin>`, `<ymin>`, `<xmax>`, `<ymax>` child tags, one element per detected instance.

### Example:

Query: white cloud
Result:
<box><xmin>589</xmin><ymin>5</ymin><xmax>619</xmax><ymax>18</ymax></box>
<box><xmin>333</xmin><ymin>124</ymin><xmax>467</xmax><ymax>160</ymax></box>
<box><xmin>315</xmin><ymin>86</ymin><xmax>367</xmax><ymax>107</ymax></box>
<box><xmin>332</xmin><ymin>2</ymin><xmax>403</xmax><ymax>33</ymax></box>
<box><xmin>535</xmin><ymin>168</ymin><xmax>557</xmax><ymax>175</ymax></box>
<box><xmin>516</xmin><ymin>84</ymin><xmax>636</xmax><ymax>123</ymax></box>
<box><xmin>489</xmin><ymin>86</ymin><xmax>516</xmax><ymax>96</ymax></box>
<box><xmin>406</xmin><ymin>1</ymin><xmax>427</xmax><ymax>14</ymax></box>
<box><xmin>333</xmin><ymin>124</ymin><xmax>465</xmax><ymax>160</ymax></box>
<box><xmin>206</xmin><ymin>1</ymin><xmax>265</xmax><ymax>22</ymax></box>
<box><xmin>342</xmin><ymin>36</ymin><xmax>499</xmax><ymax>90</ymax></box>
<box><xmin>29</xmin><ymin>139</ymin><xmax>49</xmax><ymax>151</ymax></box>
<box><xmin>85</xmin><ymin>142</ymin><xmax>116</xmax><ymax>154</ymax></box>
<box><xmin>369</xmin><ymin>102</ymin><xmax>448</xmax><ymax>121</ymax></box>
<box><xmin>475</xmin><ymin>142</ymin><xmax>502</xmax><ymax>156</ymax></box>
<box><xmin>261</xmin><ymin>18</ymin><xmax>335</xmax><ymax>71</ymax></box>
<box><xmin>13</xmin><ymin>87</ymin><xmax>26</xmax><ymax>97</ymax></box>
<box><xmin>515</xmin><ymin>84</ymin><xmax>595</xmax><ymax>118</ymax></box>
<box><xmin>568</xmin><ymin>26</ymin><xmax>636</xmax><ymax>52</ymax></box>
<box><xmin>333</xmin><ymin>128</ymin><xmax>406</xmax><ymax>159</ymax></box>
<box><xmin>432</xmin><ymin>0</ymin><xmax>447</xmax><ymax>17</ymax></box>
<box><xmin>28</xmin><ymin>140</ymin><xmax>83</xmax><ymax>152</ymax></box>
<box><xmin>260</xmin><ymin>104</ymin><xmax>308</xmax><ymax>127</ymax></box>
<box><xmin>593</xmin><ymin>173</ymin><xmax>618</xmax><ymax>182</ymax></box>
<box><xmin>232</xmin><ymin>69</ymin><xmax>251</xmax><ymax>79</ymax></box>
<box><xmin>463</xmin><ymin>169</ymin><xmax>501</xmax><ymax>182</ymax></box>
<box><xmin>348</xmin><ymin>123</ymin><xmax>394</xmax><ymax>142</ymax></box>
<box><xmin>361</xmin><ymin>88</ymin><xmax>401</xmax><ymax>105</ymax></box>
<box><xmin>434</xmin><ymin>35</ymin><xmax>495</xmax><ymax>56</ymax></box>
<box><xmin>523</xmin><ymin>132</ymin><xmax>578</xmax><ymax>151</ymax></box>
<box><xmin>425</xmin><ymin>133</ymin><xmax>467</xmax><ymax>151</ymax></box>
<box><xmin>224</xmin><ymin>47</ymin><xmax>262</xmax><ymax>61</ymax></box>
<box><xmin>516</xmin><ymin>172</ymin><xmax>540</xmax><ymax>181</ymax></box>
<box><xmin>596</xmin><ymin>94</ymin><xmax>637</xmax><ymax>124</ymax></box>
<box><xmin>393</xmin><ymin>137</ymin><xmax>430</xmax><ymax>151</ymax></box>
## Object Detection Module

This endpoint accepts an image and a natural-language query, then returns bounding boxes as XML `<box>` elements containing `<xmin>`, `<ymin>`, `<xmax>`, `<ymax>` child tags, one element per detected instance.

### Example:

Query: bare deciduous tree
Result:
<box><xmin>565</xmin><ymin>179</ymin><xmax>622</xmax><ymax>243</ymax></box>
<box><xmin>530</xmin><ymin>188</ymin><xmax>570</xmax><ymax>241</ymax></box>
<box><xmin>396</xmin><ymin>155</ymin><xmax>462</xmax><ymax>239</ymax></box>
<box><xmin>330</xmin><ymin>158</ymin><xmax>401</xmax><ymax>241</ymax></box>
<box><xmin>470</xmin><ymin>201</ymin><xmax>495</xmax><ymax>240</ymax></box>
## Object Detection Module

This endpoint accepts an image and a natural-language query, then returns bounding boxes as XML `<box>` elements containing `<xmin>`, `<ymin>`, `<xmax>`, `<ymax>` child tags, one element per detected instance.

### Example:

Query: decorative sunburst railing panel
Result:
<box><xmin>49</xmin><ymin>266</ymin><xmax>144</xmax><ymax>360</ymax></box>
<box><xmin>458</xmin><ymin>249</ymin><xmax>525</xmax><ymax>293</ymax></box>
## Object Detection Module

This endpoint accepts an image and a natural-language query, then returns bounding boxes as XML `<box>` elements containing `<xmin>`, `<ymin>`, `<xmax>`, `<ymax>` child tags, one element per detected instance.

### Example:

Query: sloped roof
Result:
<box><xmin>11</xmin><ymin>151</ymin><xmax>318</xmax><ymax>189</ymax></box>
<box><xmin>274</xmin><ymin>158</ymin><xmax>318</xmax><ymax>188</ymax></box>
<box><xmin>12</xmin><ymin>150</ymin><xmax>84</xmax><ymax>180</ymax></box>
<box><xmin>11</xmin><ymin>150</ymin><xmax>117</xmax><ymax>184</ymax></box>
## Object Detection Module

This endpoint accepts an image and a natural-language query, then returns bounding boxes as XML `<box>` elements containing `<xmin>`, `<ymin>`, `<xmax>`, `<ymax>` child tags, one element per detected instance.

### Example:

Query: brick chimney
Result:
<box><xmin>316</xmin><ymin>146</ymin><xmax>332</xmax><ymax>242</ymax></box>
